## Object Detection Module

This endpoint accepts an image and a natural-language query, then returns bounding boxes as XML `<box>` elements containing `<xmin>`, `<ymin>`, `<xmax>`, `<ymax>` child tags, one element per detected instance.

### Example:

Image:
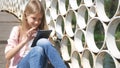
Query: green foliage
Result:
<box><xmin>104</xmin><ymin>0</ymin><xmax>118</xmax><ymax>18</ymax></box>
<box><xmin>115</xmin><ymin>23</ymin><xmax>120</xmax><ymax>51</ymax></box>
<box><xmin>103</xmin><ymin>54</ymin><xmax>115</xmax><ymax>68</ymax></box>
<box><xmin>94</xmin><ymin>21</ymin><xmax>104</xmax><ymax>48</ymax></box>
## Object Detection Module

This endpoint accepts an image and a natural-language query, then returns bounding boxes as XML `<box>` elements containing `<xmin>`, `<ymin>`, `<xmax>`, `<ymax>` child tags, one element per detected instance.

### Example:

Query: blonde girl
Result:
<box><xmin>5</xmin><ymin>0</ymin><xmax>67</xmax><ymax>68</ymax></box>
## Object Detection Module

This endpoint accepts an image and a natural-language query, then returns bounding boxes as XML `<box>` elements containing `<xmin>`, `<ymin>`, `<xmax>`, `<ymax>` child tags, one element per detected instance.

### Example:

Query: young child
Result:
<box><xmin>5</xmin><ymin>0</ymin><xmax>67</xmax><ymax>68</ymax></box>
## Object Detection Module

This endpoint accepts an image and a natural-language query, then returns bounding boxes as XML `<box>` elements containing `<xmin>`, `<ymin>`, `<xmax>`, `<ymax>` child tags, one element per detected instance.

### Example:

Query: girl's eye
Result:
<box><xmin>32</xmin><ymin>17</ymin><xmax>36</xmax><ymax>20</ymax></box>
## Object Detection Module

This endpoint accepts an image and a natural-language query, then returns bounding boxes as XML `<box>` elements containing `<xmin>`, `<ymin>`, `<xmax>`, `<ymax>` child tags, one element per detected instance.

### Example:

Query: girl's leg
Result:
<box><xmin>17</xmin><ymin>46</ymin><xmax>47</xmax><ymax>68</ymax></box>
<box><xmin>36</xmin><ymin>38</ymin><xmax>67</xmax><ymax>68</ymax></box>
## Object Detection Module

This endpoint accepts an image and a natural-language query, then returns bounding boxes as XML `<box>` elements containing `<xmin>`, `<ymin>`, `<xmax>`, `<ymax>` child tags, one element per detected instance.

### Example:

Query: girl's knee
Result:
<box><xmin>36</xmin><ymin>38</ymin><xmax>52</xmax><ymax>47</ymax></box>
<box><xmin>31</xmin><ymin>46</ymin><xmax>44</xmax><ymax>55</ymax></box>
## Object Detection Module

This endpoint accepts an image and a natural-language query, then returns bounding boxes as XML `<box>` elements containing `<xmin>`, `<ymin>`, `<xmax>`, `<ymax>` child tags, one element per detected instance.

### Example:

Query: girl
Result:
<box><xmin>5</xmin><ymin>0</ymin><xmax>67</xmax><ymax>68</ymax></box>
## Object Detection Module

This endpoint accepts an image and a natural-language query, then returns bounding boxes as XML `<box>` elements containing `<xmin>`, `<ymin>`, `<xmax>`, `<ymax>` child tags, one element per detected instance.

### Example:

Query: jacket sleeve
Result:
<box><xmin>5</xmin><ymin>26</ymin><xmax>19</xmax><ymax>54</ymax></box>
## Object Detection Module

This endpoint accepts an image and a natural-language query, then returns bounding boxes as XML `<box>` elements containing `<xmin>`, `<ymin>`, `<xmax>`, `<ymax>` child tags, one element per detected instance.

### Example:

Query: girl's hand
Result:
<box><xmin>23</xmin><ymin>27</ymin><xmax>37</xmax><ymax>43</ymax></box>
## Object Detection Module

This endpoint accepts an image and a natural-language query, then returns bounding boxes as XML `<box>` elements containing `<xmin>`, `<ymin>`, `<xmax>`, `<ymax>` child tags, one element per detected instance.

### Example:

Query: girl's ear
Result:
<box><xmin>24</xmin><ymin>13</ymin><xmax>27</xmax><ymax>19</ymax></box>
<box><xmin>24</xmin><ymin>13</ymin><xmax>27</xmax><ymax>17</ymax></box>
<box><xmin>23</xmin><ymin>13</ymin><xmax>28</xmax><ymax>21</ymax></box>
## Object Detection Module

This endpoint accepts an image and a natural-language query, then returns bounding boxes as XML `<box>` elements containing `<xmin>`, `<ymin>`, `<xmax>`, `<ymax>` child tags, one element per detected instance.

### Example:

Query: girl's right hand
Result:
<box><xmin>23</xmin><ymin>27</ymin><xmax>37</xmax><ymax>44</ymax></box>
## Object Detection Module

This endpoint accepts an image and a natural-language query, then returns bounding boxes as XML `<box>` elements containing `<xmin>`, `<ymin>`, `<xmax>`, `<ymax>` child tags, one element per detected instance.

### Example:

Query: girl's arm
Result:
<box><xmin>5</xmin><ymin>40</ymin><xmax>26</xmax><ymax>60</ymax></box>
<box><xmin>5</xmin><ymin>26</ymin><xmax>36</xmax><ymax>61</ymax></box>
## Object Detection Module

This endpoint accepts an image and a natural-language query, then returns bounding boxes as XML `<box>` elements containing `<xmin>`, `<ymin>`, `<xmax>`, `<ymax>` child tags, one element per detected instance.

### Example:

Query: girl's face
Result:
<box><xmin>26</xmin><ymin>13</ymin><xmax>42</xmax><ymax>29</ymax></box>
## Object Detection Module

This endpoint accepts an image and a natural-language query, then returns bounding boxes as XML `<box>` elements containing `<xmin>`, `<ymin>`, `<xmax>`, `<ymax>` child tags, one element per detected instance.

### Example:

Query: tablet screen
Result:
<box><xmin>31</xmin><ymin>30</ymin><xmax>52</xmax><ymax>47</ymax></box>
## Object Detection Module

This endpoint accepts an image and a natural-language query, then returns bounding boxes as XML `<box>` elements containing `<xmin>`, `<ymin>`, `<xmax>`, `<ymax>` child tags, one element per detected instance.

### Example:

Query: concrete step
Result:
<box><xmin>0</xmin><ymin>11</ymin><xmax>19</xmax><ymax>68</ymax></box>
<box><xmin>0</xmin><ymin>44</ymin><xmax>6</xmax><ymax>68</ymax></box>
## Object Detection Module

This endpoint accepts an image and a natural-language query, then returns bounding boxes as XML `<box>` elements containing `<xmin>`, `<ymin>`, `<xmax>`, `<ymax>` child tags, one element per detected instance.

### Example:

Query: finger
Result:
<box><xmin>31</xmin><ymin>31</ymin><xmax>37</xmax><ymax>36</ymax></box>
<box><xmin>29</xmin><ymin>27</ymin><xmax>37</xmax><ymax>32</ymax></box>
<box><xmin>27</xmin><ymin>27</ymin><xmax>37</xmax><ymax>35</ymax></box>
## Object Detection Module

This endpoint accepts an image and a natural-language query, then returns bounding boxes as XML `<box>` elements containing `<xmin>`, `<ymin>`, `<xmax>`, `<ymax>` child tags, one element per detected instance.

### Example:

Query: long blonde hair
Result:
<box><xmin>21</xmin><ymin>0</ymin><xmax>47</xmax><ymax>30</ymax></box>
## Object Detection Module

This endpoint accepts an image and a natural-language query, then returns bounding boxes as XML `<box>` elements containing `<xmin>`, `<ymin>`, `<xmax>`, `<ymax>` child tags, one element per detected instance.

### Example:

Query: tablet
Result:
<box><xmin>31</xmin><ymin>30</ymin><xmax>52</xmax><ymax>47</ymax></box>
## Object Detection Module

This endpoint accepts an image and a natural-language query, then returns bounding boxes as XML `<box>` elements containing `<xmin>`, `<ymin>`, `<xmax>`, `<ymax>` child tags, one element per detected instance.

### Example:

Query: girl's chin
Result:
<box><xmin>31</xmin><ymin>26</ymin><xmax>37</xmax><ymax>28</ymax></box>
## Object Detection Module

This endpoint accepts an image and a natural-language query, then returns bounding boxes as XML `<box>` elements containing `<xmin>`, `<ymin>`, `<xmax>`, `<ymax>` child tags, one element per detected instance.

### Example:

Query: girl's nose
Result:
<box><xmin>35</xmin><ymin>21</ymin><xmax>39</xmax><ymax>25</ymax></box>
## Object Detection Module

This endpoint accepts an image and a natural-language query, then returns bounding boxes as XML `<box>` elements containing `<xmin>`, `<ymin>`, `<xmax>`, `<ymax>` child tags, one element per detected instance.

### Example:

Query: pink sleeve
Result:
<box><xmin>5</xmin><ymin>26</ymin><xmax>19</xmax><ymax>54</ymax></box>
